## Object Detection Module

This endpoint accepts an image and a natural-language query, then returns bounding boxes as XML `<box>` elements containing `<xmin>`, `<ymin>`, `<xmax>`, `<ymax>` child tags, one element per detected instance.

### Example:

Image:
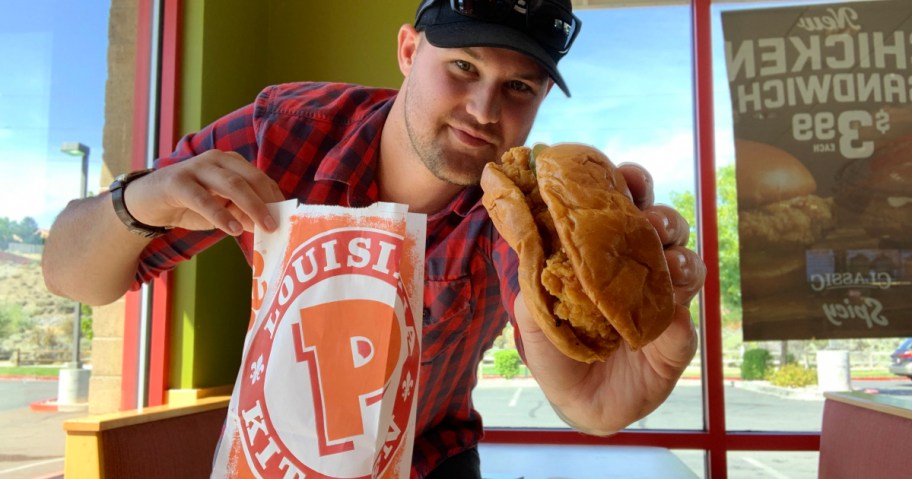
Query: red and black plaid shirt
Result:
<box><xmin>135</xmin><ymin>82</ymin><xmax>520</xmax><ymax>478</ymax></box>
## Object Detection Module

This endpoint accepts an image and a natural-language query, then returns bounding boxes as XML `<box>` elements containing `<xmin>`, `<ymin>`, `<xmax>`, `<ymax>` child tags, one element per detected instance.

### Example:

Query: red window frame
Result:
<box><xmin>121</xmin><ymin>0</ymin><xmax>180</xmax><ymax>410</ymax></box>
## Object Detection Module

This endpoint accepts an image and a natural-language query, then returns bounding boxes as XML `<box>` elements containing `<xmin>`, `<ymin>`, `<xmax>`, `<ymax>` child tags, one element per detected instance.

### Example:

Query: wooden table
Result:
<box><xmin>479</xmin><ymin>443</ymin><xmax>699</xmax><ymax>479</ymax></box>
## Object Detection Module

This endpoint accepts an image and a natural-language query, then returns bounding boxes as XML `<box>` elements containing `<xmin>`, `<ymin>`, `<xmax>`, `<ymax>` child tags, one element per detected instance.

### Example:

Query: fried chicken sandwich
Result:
<box><xmin>480</xmin><ymin>143</ymin><xmax>674</xmax><ymax>363</ymax></box>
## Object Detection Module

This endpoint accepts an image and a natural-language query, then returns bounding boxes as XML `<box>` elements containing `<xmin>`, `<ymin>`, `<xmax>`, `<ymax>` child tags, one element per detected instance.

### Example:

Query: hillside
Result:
<box><xmin>0</xmin><ymin>252</ymin><xmax>76</xmax><ymax>357</ymax></box>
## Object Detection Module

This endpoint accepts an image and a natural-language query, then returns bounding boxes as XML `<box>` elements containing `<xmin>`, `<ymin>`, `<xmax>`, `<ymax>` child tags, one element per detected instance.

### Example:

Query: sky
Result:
<box><xmin>529</xmin><ymin>4</ymin><xmax>731</xmax><ymax>207</ymax></box>
<box><xmin>0</xmin><ymin>1</ymin><xmax>778</xmax><ymax>230</ymax></box>
<box><xmin>0</xmin><ymin>0</ymin><xmax>111</xmax><ymax>230</ymax></box>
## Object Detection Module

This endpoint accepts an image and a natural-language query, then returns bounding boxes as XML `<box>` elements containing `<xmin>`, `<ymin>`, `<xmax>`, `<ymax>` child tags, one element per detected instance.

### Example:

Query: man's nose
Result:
<box><xmin>465</xmin><ymin>83</ymin><xmax>500</xmax><ymax>125</ymax></box>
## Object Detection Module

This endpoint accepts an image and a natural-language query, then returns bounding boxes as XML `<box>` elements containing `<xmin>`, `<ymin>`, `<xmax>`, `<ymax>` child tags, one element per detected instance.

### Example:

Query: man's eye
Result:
<box><xmin>454</xmin><ymin>60</ymin><xmax>473</xmax><ymax>72</ymax></box>
<box><xmin>508</xmin><ymin>80</ymin><xmax>532</xmax><ymax>93</ymax></box>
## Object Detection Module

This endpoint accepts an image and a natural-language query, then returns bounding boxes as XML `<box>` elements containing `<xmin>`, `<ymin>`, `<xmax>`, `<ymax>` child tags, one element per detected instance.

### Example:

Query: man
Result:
<box><xmin>43</xmin><ymin>0</ymin><xmax>706</xmax><ymax>477</ymax></box>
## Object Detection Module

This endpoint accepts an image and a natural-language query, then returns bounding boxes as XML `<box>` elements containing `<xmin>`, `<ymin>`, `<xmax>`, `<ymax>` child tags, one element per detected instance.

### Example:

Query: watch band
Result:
<box><xmin>110</xmin><ymin>169</ymin><xmax>171</xmax><ymax>239</ymax></box>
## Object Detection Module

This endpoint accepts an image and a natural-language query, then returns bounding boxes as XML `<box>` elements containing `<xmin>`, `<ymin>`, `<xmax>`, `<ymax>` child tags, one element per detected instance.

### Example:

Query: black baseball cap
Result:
<box><xmin>414</xmin><ymin>0</ymin><xmax>581</xmax><ymax>97</ymax></box>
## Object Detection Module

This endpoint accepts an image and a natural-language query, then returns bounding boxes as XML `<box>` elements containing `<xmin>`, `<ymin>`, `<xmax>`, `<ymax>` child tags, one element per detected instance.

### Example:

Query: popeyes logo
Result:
<box><xmin>236</xmin><ymin>227</ymin><xmax>420</xmax><ymax>479</ymax></box>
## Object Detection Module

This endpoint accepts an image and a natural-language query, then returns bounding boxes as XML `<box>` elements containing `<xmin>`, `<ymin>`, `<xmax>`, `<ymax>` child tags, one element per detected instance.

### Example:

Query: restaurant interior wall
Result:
<box><xmin>161</xmin><ymin>0</ymin><xmax>418</xmax><ymax>397</ymax></box>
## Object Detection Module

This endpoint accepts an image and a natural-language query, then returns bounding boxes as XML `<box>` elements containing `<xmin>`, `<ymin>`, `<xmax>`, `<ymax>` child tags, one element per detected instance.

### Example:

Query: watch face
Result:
<box><xmin>112</xmin><ymin>169</ymin><xmax>153</xmax><ymax>190</ymax></box>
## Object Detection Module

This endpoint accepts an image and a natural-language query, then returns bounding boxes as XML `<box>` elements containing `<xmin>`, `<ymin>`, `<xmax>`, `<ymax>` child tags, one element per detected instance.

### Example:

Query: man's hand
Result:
<box><xmin>128</xmin><ymin>150</ymin><xmax>285</xmax><ymax>236</ymax></box>
<box><xmin>43</xmin><ymin>150</ymin><xmax>285</xmax><ymax>305</ymax></box>
<box><xmin>513</xmin><ymin>162</ymin><xmax>706</xmax><ymax>435</ymax></box>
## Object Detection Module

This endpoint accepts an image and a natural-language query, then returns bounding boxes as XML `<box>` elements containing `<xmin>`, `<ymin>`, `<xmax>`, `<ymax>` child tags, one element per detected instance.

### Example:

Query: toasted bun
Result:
<box><xmin>536</xmin><ymin>144</ymin><xmax>674</xmax><ymax>351</ymax></box>
<box><xmin>480</xmin><ymin>163</ymin><xmax>600</xmax><ymax>361</ymax></box>
<box><xmin>735</xmin><ymin>140</ymin><xmax>817</xmax><ymax>208</ymax></box>
<box><xmin>480</xmin><ymin>144</ymin><xmax>674</xmax><ymax>362</ymax></box>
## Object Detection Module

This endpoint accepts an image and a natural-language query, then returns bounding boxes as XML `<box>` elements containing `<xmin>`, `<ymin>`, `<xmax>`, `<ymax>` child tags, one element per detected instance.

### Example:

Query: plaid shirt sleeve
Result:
<box><xmin>132</xmin><ymin>82</ymin><xmax>395</xmax><ymax>288</ymax></box>
<box><xmin>132</xmin><ymin>101</ymin><xmax>260</xmax><ymax>288</ymax></box>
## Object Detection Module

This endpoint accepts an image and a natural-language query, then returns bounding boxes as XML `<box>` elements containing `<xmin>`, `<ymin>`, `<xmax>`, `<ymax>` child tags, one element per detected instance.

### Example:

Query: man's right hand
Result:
<box><xmin>128</xmin><ymin>150</ymin><xmax>285</xmax><ymax>236</ymax></box>
<box><xmin>42</xmin><ymin>150</ymin><xmax>284</xmax><ymax>305</ymax></box>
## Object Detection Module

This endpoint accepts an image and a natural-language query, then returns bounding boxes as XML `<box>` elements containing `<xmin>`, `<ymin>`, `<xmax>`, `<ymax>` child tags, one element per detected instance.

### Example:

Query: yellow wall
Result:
<box><xmin>169</xmin><ymin>0</ymin><xmax>417</xmax><ymax>390</ymax></box>
<box><xmin>261</xmin><ymin>2</ymin><xmax>413</xmax><ymax>88</ymax></box>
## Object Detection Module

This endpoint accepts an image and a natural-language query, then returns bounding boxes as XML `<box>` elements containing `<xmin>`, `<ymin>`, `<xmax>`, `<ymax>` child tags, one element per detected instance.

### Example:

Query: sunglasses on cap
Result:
<box><xmin>418</xmin><ymin>0</ymin><xmax>582</xmax><ymax>54</ymax></box>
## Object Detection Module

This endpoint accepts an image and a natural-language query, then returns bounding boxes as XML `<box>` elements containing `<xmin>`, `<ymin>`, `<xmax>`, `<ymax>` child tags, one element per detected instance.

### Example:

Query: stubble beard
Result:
<box><xmin>402</xmin><ymin>78</ymin><xmax>488</xmax><ymax>187</ymax></box>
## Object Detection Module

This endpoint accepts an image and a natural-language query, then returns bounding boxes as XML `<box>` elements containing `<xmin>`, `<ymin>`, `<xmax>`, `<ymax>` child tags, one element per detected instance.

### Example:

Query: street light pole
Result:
<box><xmin>61</xmin><ymin>142</ymin><xmax>90</xmax><ymax>369</ymax></box>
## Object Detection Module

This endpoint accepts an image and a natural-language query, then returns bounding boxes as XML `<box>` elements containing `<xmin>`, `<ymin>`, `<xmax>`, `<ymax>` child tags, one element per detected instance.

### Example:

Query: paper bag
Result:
<box><xmin>211</xmin><ymin>200</ymin><xmax>426</xmax><ymax>479</ymax></box>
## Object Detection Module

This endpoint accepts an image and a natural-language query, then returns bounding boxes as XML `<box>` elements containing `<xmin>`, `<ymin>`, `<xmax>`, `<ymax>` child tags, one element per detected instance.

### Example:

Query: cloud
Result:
<box><xmin>598</xmin><ymin>131</ymin><xmax>697</xmax><ymax>205</ymax></box>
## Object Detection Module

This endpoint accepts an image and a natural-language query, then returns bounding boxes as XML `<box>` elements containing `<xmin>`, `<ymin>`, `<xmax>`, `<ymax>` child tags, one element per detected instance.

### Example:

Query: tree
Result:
<box><xmin>81</xmin><ymin>303</ymin><xmax>94</xmax><ymax>341</ymax></box>
<box><xmin>714</xmin><ymin>164</ymin><xmax>743</xmax><ymax>323</ymax></box>
<box><xmin>669</xmin><ymin>163</ymin><xmax>742</xmax><ymax>328</ymax></box>
<box><xmin>0</xmin><ymin>217</ymin><xmax>10</xmax><ymax>250</ymax></box>
<box><xmin>13</xmin><ymin>217</ymin><xmax>43</xmax><ymax>244</ymax></box>
<box><xmin>0</xmin><ymin>302</ymin><xmax>32</xmax><ymax>341</ymax></box>
<box><xmin>0</xmin><ymin>216</ymin><xmax>43</xmax><ymax>248</ymax></box>
<box><xmin>493</xmin><ymin>349</ymin><xmax>522</xmax><ymax>379</ymax></box>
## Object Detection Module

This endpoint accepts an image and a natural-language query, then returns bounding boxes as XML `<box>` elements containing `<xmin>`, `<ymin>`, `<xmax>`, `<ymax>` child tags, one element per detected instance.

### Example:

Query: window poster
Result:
<box><xmin>722</xmin><ymin>0</ymin><xmax>912</xmax><ymax>340</ymax></box>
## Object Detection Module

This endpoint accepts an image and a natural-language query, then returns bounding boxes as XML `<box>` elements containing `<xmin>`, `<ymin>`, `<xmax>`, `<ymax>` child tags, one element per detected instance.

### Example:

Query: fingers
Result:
<box><xmin>185</xmin><ymin>151</ymin><xmax>283</xmax><ymax>234</ymax></box>
<box><xmin>617</xmin><ymin>163</ymin><xmax>705</xmax><ymax>312</ymax></box>
<box><xmin>617</xmin><ymin>163</ymin><xmax>654</xmax><ymax>210</ymax></box>
<box><xmin>644</xmin><ymin>204</ymin><xmax>690</xmax><ymax>247</ymax></box>
<box><xmin>665</xmin><ymin>245</ymin><xmax>706</xmax><ymax>306</ymax></box>
<box><xmin>131</xmin><ymin>150</ymin><xmax>284</xmax><ymax>236</ymax></box>
<box><xmin>633</xmin><ymin>193</ymin><xmax>704</xmax><ymax>307</ymax></box>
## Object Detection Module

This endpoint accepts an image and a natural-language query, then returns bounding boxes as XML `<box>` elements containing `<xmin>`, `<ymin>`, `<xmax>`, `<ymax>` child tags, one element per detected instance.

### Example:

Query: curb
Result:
<box><xmin>0</xmin><ymin>375</ymin><xmax>58</xmax><ymax>381</ymax></box>
<box><xmin>30</xmin><ymin>398</ymin><xmax>61</xmax><ymax>412</ymax></box>
<box><xmin>731</xmin><ymin>380</ymin><xmax>825</xmax><ymax>400</ymax></box>
<box><xmin>29</xmin><ymin>398</ymin><xmax>89</xmax><ymax>413</ymax></box>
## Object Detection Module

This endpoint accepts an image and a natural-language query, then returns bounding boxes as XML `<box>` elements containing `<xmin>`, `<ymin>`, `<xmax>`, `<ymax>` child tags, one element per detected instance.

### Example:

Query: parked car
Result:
<box><xmin>889</xmin><ymin>338</ymin><xmax>912</xmax><ymax>379</ymax></box>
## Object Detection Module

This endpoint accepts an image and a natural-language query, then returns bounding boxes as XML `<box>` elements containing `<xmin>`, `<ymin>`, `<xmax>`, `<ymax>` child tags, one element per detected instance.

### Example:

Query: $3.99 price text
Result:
<box><xmin>792</xmin><ymin>109</ymin><xmax>891</xmax><ymax>159</ymax></box>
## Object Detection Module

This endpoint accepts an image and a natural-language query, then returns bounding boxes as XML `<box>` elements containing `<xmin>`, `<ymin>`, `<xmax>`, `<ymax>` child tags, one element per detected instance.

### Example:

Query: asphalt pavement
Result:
<box><xmin>472</xmin><ymin>377</ymin><xmax>912</xmax><ymax>478</ymax></box>
<box><xmin>0</xmin><ymin>379</ymin><xmax>72</xmax><ymax>479</ymax></box>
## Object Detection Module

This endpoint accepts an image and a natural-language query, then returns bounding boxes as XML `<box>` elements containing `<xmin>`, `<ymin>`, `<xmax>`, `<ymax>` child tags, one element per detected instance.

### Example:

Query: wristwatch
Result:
<box><xmin>110</xmin><ymin>169</ymin><xmax>171</xmax><ymax>238</ymax></box>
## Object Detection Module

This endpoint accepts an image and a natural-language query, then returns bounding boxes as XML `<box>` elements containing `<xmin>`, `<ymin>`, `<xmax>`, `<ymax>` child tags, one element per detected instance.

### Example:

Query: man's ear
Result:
<box><xmin>397</xmin><ymin>24</ymin><xmax>421</xmax><ymax>77</ymax></box>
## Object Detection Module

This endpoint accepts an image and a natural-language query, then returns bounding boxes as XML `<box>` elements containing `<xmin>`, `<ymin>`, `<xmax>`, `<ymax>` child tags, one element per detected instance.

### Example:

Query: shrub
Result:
<box><xmin>741</xmin><ymin>348</ymin><xmax>771</xmax><ymax>380</ymax></box>
<box><xmin>769</xmin><ymin>364</ymin><xmax>818</xmax><ymax>388</ymax></box>
<box><xmin>493</xmin><ymin>349</ymin><xmax>522</xmax><ymax>379</ymax></box>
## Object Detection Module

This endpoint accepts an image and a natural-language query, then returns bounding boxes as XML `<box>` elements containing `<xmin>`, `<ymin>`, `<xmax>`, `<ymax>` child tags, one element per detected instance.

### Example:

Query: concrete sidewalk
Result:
<box><xmin>0</xmin><ymin>406</ymin><xmax>79</xmax><ymax>479</ymax></box>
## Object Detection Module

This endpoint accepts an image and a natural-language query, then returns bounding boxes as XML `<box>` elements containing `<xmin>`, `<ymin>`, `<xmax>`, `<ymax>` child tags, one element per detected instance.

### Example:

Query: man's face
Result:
<box><xmin>401</xmin><ymin>33</ymin><xmax>551</xmax><ymax>186</ymax></box>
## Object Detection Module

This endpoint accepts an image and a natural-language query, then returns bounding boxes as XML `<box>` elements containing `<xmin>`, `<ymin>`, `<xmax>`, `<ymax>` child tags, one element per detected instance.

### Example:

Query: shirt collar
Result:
<box><xmin>313</xmin><ymin>94</ymin><xmax>395</xmax><ymax>204</ymax></box>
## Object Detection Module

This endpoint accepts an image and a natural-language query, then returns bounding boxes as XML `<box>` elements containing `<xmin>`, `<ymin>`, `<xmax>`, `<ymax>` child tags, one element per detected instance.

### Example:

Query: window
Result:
<box><xmin>478</xmin><ymin>1</ymin><xmax>912</xmax><ymax>478</ymax></box>
<box><xmin>0</xmin><ymin>1</ymin><xmax>112</xmax><ymax>477</ymax></box>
